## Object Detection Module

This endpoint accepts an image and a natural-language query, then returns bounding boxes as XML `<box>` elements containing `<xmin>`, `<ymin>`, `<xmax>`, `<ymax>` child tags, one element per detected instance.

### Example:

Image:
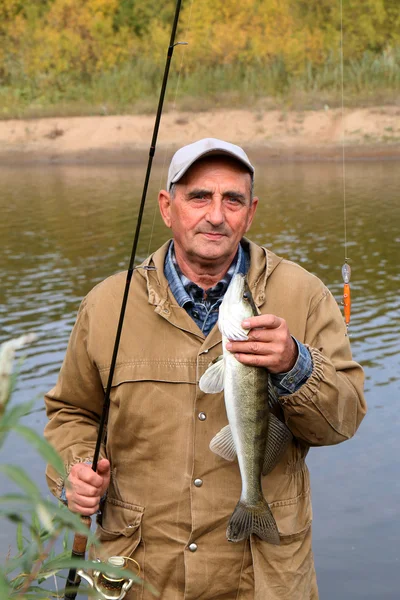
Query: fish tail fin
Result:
<box><xmin>227</xmin><ymin>500</ymin><xmax>280</xmax><ymax>545</ymax></box>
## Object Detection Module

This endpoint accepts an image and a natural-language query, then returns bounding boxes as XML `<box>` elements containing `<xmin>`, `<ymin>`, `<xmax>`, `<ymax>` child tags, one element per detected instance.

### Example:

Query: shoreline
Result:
<box><xmin>0</xmin><ymin>106</ymin><xmax>399</xmax><ymax>165</ymax></box>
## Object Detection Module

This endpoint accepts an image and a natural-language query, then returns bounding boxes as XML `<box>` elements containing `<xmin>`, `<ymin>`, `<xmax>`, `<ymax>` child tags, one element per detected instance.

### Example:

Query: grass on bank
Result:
<box><xmin>0</xmin><ymin>50</ymin><xmax>399</xmax><ymax>120</ymax></box>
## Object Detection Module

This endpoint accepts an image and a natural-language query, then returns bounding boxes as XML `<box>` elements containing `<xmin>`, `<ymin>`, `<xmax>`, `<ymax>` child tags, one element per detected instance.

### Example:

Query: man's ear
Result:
<box><xmin>245</xmin><ymin>196</ymin><xmax>259</xmax><ymax>233</ymax></box>
<box><xmin>158</xmin><ymin>189</ymin><xmax>172</xmax><ymax>228</ymax></box>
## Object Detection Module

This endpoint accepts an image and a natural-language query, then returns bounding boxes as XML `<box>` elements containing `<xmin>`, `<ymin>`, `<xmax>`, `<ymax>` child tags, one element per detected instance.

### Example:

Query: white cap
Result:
<box><xmin>167</xmin><ymin>138</ymin><xmax>254</xmax><ymax>190</ymax></box>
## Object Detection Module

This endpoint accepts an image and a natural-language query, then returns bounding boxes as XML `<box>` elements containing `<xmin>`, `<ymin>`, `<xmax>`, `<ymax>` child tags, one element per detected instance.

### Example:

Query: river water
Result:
<box><xmin>1</xmin><ymin>159</ymin><xmax>399</xmax><ymax>599</ymax></box>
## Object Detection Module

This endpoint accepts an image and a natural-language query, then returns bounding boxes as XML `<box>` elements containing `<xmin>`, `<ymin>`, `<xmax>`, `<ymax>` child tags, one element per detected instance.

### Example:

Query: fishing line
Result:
<box><xmin>340</xmin><ymin>0</ymin><xmax>348</xmax><ymax>262</ymax></box>
<box><xmin>340</xmin><ymin>0</ymin><xmax>351</xmax><ymax>329</ymax></box>
<box><xmin>146</xmin><ymin>0</ymin><xmax>195</xmax><ymax>258</ymax></box>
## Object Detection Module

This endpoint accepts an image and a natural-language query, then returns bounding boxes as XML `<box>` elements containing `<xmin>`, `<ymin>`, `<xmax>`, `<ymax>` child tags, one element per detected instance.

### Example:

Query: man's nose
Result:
<box><xmin>205</xmin><ymin>199</ymin><xmax>224</xmax><ymax>226</ymax></box>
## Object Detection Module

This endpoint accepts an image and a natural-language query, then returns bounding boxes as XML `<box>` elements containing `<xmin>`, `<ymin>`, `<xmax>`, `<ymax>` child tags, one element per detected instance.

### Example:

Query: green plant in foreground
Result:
<box><xmin>0</xmin><ymin>335</ymin><xmax>150</xmax><ymax>599</ymax></box>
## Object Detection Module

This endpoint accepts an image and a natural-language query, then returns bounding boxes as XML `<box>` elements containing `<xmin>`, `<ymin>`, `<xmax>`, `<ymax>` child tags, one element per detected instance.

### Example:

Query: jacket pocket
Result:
<box><xmin>270</xmin><ymin>489</ymin><xmax>312</xmax><ymax>544</ymax></box>
<box><xmin>92</xmin><ymin>497</ymin><xmax>144</xmax><ymax>561</ymax></box>
<box><xmin>99</xmin><ymin>360</ymin><xmax>197</xmax><ymax>388</ymax></box>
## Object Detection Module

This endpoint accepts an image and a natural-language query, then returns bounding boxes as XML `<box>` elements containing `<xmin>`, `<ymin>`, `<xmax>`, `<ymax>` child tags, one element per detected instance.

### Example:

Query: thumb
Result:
<box><xmin>97</xmin><ymin>458</ymin><xmax>111</xmax><ymax>478</ymax></box>
<box><xmin>97</xmin><ymin>459</ymin><xmax>111</xmax><ymax>496</ymax></box>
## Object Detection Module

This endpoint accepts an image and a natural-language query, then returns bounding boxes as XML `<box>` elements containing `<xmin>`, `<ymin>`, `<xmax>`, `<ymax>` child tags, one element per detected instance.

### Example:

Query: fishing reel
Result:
<box><xmin>77</xmin><ymin>555</ymin><xmax>140</xmax><ymax>600</ymax></box>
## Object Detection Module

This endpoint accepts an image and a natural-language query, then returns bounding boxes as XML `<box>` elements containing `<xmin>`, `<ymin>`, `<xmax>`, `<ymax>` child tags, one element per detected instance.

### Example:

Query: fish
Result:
<box><xmin>199</xmin><ymin>274</ymin><xmax>292</xmax><ymax>544</ymax></box>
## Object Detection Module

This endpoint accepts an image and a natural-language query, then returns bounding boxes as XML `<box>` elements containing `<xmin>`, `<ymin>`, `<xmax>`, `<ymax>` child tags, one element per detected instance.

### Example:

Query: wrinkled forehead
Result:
<box><xmin>177</xmin><ymin>155</ymin><xmax>253</xmax><ymax>189</ymax></box>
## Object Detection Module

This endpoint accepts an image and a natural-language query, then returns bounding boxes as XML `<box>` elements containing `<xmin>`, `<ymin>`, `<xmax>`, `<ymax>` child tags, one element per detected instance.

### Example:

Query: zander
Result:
<box><xmin>199</xmin><ymin>274</ymin><xmax>292</xmax><ymax>544</ymax></box>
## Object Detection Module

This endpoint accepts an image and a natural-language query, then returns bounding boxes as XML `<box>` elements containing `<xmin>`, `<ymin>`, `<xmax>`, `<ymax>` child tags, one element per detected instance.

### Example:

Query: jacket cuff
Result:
<box><xmin>270</xmin><ymin>338</ymin><xmax>313</xmax><ymax>395</ymax></box>
<box><xmin>278</xmin><ymin>346</ymin><xmax>325</xmax><ymax>407</ymax></box>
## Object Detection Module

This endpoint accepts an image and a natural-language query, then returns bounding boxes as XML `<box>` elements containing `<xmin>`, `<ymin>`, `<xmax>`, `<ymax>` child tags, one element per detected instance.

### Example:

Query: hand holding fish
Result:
<box><xmin>225</xmin><ymin>314</ymin><xmax>298</xmax><ymax>374</ymax></box>
<box><xmin>66</xmin><ymin>458</ymin><xmax>110</xmax><ymax>515</ymax></box>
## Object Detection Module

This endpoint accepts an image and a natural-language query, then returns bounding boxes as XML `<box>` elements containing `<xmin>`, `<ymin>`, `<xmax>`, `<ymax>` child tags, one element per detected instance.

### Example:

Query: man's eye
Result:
<box><xmin>189</xmin><ymin>194</ymin><xmax>207</xmax><ymax>201</ymax></box>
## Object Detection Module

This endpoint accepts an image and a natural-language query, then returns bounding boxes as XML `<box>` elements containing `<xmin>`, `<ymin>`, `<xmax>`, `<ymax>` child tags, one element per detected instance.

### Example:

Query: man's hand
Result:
<box><xmin>226</xmin><ymin>314</ymin><xmax>298</xmax><ymax>374</ymax></box>
<box><xmin>65</xmin><ymin>458</ymin><xmax>110</xmax><ymax>515</ymax></box>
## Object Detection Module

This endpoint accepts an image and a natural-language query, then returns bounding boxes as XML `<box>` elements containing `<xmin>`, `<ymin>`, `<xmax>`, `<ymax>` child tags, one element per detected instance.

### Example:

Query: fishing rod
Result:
<box><xmin>64</xmin><ymin>1</ymin><xmax>186</xmax><ymax>597</ymax></box>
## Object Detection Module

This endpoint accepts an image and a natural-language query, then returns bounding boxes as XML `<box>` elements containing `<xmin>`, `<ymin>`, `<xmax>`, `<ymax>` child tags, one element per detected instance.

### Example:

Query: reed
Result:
<box><xmin>0</xmin><ymin>49</ymin><xmax>398</xmax><ymax>120</ymax></box>
<box><xmin>0</xmin><ymin>335</ymin><xmax>147</xmax><ymax>598</ymax></box>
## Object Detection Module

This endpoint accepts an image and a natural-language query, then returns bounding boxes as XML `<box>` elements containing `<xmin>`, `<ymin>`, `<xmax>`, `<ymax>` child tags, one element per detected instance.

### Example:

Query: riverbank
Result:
<box><xmin>0</xmin><ymin>106</ymin><xmax>399</xmax><ymax>165</ymax></box>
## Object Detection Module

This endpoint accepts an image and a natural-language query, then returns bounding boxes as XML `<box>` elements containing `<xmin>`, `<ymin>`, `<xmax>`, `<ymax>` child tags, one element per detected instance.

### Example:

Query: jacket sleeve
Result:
<box><xmin>279</xmin><ymin>287</ymin><xmax>367</xmax><ymax>446</ymax></box>
<box><xmin>44</xmin><ymin>296</ymin><xmax>106</xmax><ymax>498</ymax></box>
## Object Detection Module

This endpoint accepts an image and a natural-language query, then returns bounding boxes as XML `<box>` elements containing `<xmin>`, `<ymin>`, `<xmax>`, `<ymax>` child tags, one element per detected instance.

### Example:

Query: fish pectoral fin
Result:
<box><xmin>227</xmin><ymin>500</ymin><xmax>280</xmax><ymax>545</ymax></box>
<box><xmin>199</xmin><ymin>355</ymin><xmax>225</xmax><ymax>393</ymax></box>
<box><xmin>219</xmin><ymin>315</ymin><xmax>249</xmax><ymax>341</ymax></box>
<box><xmin>209</xmin><ymin>425</ymin><xmax>237</xmax><ymax>461</ymax></box>
<box><xmin>262</xmin><ymin>413</ymin><xmax>293</xmax><ymax>476</ymax></box>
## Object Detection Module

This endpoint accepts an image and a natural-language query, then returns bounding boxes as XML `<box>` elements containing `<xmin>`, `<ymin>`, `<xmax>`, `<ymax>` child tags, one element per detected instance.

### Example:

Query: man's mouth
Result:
<box><xmin>199</xmin><ymin>231</ymin><xmax>226</xmax><ymax>239</ymax></box>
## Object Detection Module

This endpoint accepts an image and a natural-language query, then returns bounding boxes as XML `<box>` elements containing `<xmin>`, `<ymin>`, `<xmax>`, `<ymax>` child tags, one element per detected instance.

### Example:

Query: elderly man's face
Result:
<box><xmin>158</xmin><ymin>157</ymin><xmax>258</xmax><ymax>268</ymax></box>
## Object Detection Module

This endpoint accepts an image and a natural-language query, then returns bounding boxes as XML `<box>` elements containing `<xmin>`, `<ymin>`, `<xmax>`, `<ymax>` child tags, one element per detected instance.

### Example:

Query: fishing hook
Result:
<box><xmin>64</xmin><ymin>1</ymin><xmax>186</xmax><ymax>598</ymax></box>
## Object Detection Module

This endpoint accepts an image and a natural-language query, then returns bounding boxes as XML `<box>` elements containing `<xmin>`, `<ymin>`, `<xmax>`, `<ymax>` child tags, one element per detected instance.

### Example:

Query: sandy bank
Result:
<box><xmin>0</xmin><ymin>106</ymin><xmax>399</xmax><ymax>165</ymax></box>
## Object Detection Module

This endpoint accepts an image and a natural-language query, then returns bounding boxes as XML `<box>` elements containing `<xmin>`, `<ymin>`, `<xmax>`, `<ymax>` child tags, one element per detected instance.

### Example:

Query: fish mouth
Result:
<box><xmin>243</xmin><ymin>278</ymin><xmax>259</xmax><ymax>315</ymax></box>
<box><xmin>223</xmin><ymin>275</ymin><xmax>258</xmax><ymax>314</ymax></box>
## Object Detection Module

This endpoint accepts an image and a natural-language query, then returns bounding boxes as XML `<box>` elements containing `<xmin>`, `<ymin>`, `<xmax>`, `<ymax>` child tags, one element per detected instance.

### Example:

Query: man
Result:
<box><xmin>44</xmin><ymin>138</ymin><xmax>366</xmax><ymax>599</ymax></box>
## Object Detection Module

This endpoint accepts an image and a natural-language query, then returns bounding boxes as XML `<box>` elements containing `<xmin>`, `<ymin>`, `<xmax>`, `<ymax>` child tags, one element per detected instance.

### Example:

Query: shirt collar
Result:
<box><xmin>164</xmin><ymin>241</ymin><xmax>248</xmax><ymax>308</ymax></box>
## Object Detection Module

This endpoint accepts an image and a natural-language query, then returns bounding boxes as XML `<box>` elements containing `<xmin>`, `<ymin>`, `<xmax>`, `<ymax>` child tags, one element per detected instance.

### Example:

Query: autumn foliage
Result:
<box><xmin>0</xmin><ymin>0</ymin><xmax>398</xmax><ymax>110</ymax></box>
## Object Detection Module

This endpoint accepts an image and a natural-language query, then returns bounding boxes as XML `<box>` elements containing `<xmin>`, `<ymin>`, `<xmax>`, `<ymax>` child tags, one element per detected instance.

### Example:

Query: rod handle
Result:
<box><xmin>64</xmin><ymin>515</ymin><xmax>92</xmax><ymax>600</ymax></box>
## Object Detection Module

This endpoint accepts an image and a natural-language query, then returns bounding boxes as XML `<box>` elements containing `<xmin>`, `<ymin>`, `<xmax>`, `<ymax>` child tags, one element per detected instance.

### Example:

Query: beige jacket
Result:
<box><xmin>44</xmin><ymin>239</ymin><xmax>366</xmax><ymax>600</ymax></box>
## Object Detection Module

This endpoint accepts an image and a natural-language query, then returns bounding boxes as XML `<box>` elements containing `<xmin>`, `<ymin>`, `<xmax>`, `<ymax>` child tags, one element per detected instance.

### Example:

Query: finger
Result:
<box><xmin>66</xmin><ymin>490</ymin><xmax>101</xmax><ymax>513</ymax></box>
<box><xmin>72</xmin><ymin>506</ymin><xmax>97</xmax><ymax>516</ymax></box>
<box><xmin>242</xmin><ymin>315</ymin><xmax>281</xmax><ymax>330</ymax></box>
<box><xmin>233</xmin><ymin>353</ymin><xmax>269</xmax><ymax>369</ymax></box>
<box><xmin>226</xmin><ymin>340</ymin><xmax>271</xmax><ymax>355</ymax></box>
<box><xmin>68</xmin><ymin>499</ymin><xmax>100</xmax><ymax>515</ymax></box>
<box><xmin>70</xmin><ymin>480</ymin><xmax>103</xmax><ymax>497</ymax></box>
<box><xmin>66</xmin><ymin>477</ymin><xmax>102</xmax><ymax>499</ymax></box>
<box><xmin>247</xmin><ymin>328</ymin><xmax>276</xmax><ymax>342</ymax></box>
<box><xmin>233</xmin><ymin>351</ymin><xmax>284</xmax><ymax>372</ymax></box>
<box><xmin>69</xmin><ymin>464</ymin><xmax>104</xmax><ymax>488</ymax></box>
<box><xmin>72</xmin><ymin>493</ymin><xmax>101</xmax><ymax>509</ymax></box>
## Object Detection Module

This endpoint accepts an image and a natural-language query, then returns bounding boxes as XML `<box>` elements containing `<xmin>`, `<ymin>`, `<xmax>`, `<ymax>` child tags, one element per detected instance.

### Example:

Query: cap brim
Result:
<box><xmin>169</xmin><ymin>148</ymin><xmax>254</xmax><ymax>189</ymax></box>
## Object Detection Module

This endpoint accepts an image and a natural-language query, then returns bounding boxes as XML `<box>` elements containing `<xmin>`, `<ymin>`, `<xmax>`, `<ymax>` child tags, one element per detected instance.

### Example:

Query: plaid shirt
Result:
<box><xmin>164</xmin><ymin>241</ymin><xmax>312</xmax><ymax>396</ymax></box>
<box><xmin>165</xmin><ymin>241</ymin><xmax>248</xmax><ymax>336</ymax></box>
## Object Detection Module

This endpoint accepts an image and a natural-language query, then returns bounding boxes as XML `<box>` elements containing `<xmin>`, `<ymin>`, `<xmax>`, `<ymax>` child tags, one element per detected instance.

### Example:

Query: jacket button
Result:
<box><xmin>194</xmin><ymin>478</ymin><xmax>203</xmax><ymax>487</ymax></box>
<box><xmin>188</xmin><ymin>543</ymin><xmax>198</xmax><ymax>552</ymax></box>
<box><xmin>198</xmin><ymin>412</ymin><xmax>207</xmax><ymax>421</ymax></box>
<box><xmin>192</xmin><ymin>310</ymin><xmax>200</xmax><ymax>318</ymax></box>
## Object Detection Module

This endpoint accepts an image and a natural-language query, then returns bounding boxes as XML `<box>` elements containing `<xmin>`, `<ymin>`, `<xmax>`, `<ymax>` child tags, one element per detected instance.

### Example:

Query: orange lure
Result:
<box><xmin>342</xmin><ymin>263</ymin><xmax>351</xmax><ymax>327</ymax></box>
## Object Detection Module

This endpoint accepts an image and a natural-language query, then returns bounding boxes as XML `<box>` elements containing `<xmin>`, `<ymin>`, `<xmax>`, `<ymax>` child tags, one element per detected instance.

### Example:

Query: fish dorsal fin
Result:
<box><xmin>262</xmin><ymin>414</ymin><xmax>293</xmax><ymax>476</ymax></box>
<box><xmin>199</xmin><ymin>355</ymin><xmax>225</xmax><ymax>393</ymax></box>
<box><xmin>209</xmin><ymin>425</ymin><xmax>237</xmax><ymax>461</ymax></box>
